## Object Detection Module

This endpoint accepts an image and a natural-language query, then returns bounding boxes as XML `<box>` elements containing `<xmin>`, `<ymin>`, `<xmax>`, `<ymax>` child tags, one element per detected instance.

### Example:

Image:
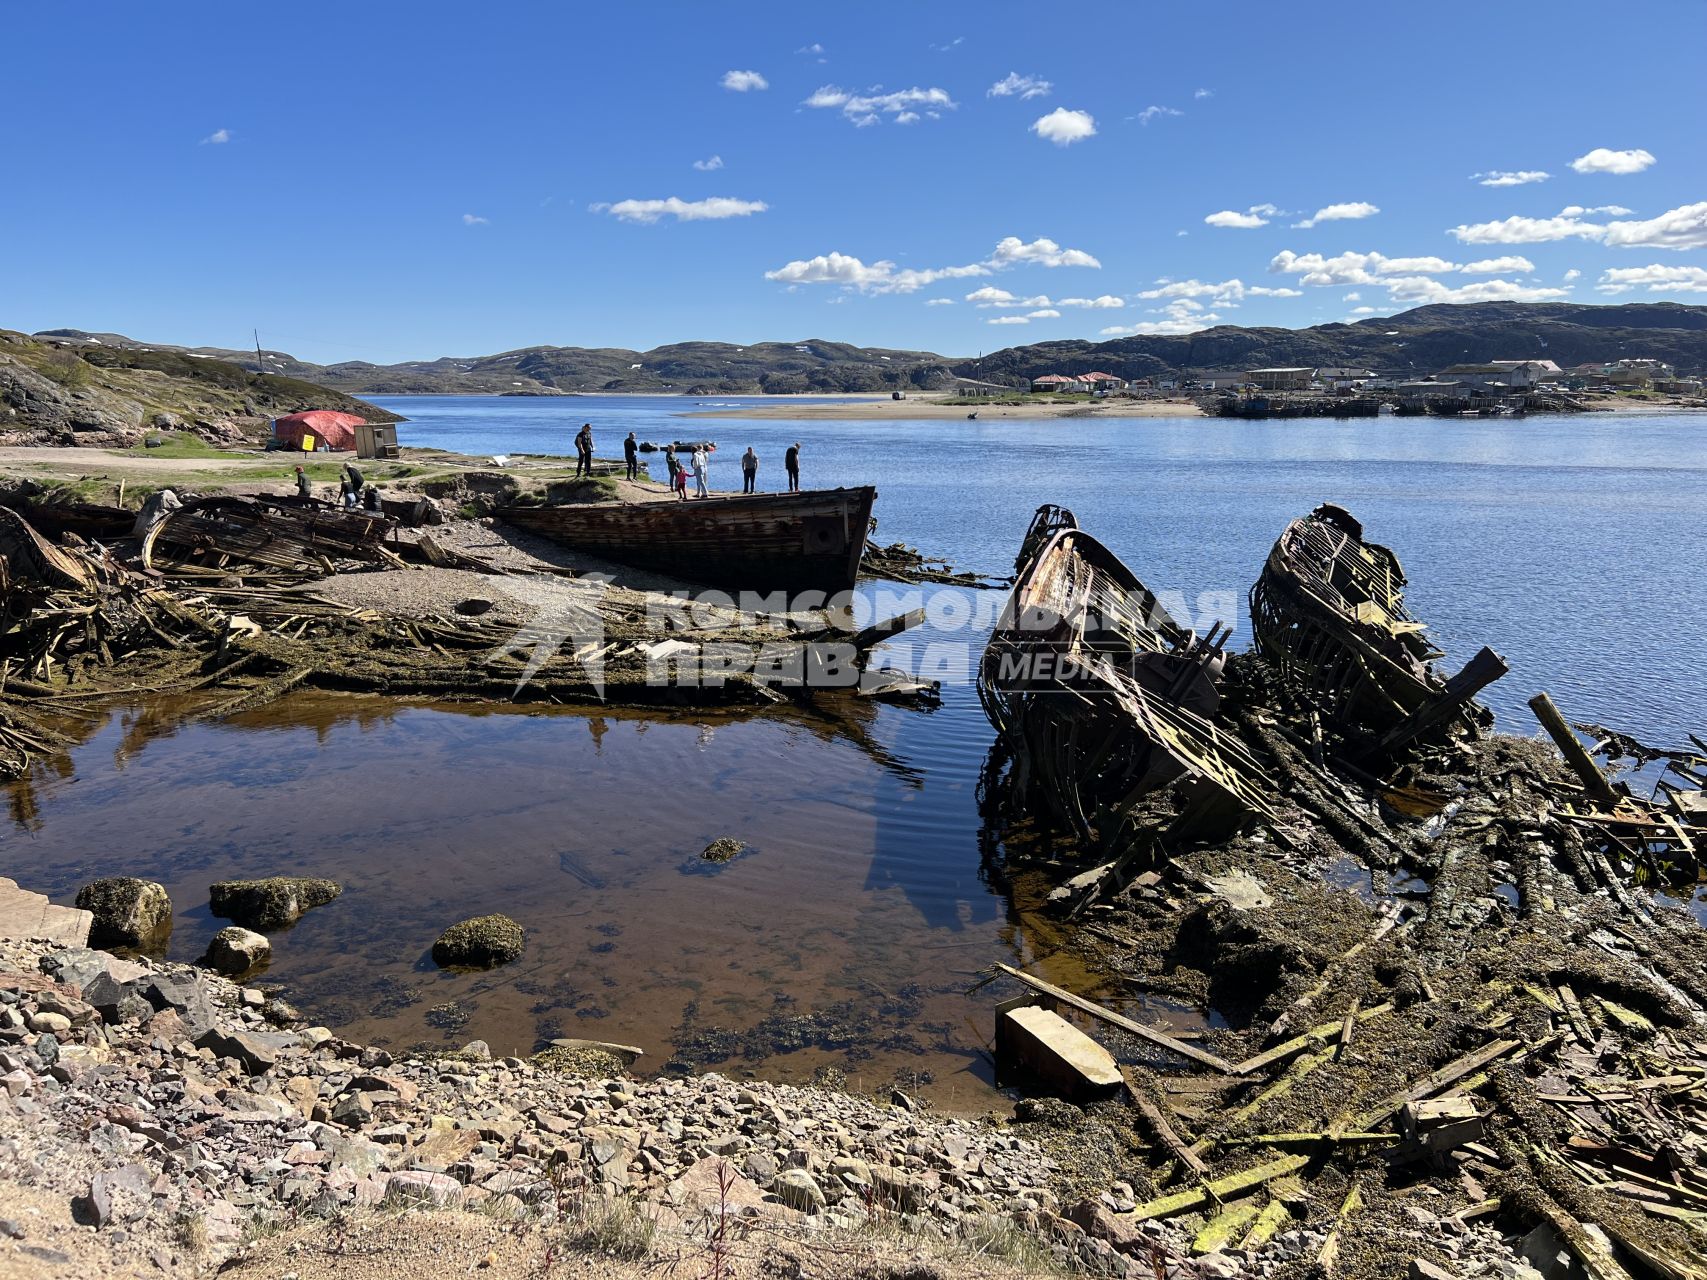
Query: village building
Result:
<box><xmin>1316</xmin><ymin>367</ymin><xmax>1378</xmax><ymax>391</ymax></box>
<box><xmin>1029</xmin><ymin>374</ymin><xmax>1075</xmax><ymax>393</ymax></box>
<box><xmin>1245</xmin><ymin>367</ymin><xmax>1314</xmax><ymax>391</ymax></box>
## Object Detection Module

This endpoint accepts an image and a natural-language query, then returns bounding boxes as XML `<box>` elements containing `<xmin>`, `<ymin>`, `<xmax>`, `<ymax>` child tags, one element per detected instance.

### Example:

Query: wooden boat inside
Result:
<box><xmin>498</xmin><ymin>486</ymin><xmax>876</xmax><ymax>595</ymax></box>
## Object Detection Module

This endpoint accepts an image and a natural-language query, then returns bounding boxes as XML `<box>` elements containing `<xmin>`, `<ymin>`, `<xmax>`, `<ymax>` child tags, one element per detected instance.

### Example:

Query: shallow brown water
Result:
<box><xmin>2</xmin><ymin>687</ymin><xmax>1203</xmax><ymax>1112</ymax></box>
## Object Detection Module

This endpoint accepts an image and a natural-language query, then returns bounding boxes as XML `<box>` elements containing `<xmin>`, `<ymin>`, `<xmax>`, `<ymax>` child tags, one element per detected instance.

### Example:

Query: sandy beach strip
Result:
<box><xmin>679</xmin><ymin>396</ymin><xmax>1207</xmax><ymax>421</ymax></box>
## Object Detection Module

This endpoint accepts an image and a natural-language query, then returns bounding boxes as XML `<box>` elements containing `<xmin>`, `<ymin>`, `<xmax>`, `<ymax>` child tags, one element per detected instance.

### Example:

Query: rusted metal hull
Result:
<box><xmin>978</xmin><ymin>506</ymin><xmax>1273</xmax><ymax>850</ymax></box>
<box><xmin>498</xmin><ymin>486</ymin><xmax>876</xmax><ymax>595</ymax></box>
<box><xmin>1250</xmin><ymin>503</ymin><xmax>1503</xmax><ymax>744</ymax></box>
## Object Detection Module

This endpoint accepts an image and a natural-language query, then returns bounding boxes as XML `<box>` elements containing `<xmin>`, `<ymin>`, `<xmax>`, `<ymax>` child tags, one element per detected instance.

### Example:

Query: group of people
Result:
<box><xmin>604</xmin><ymin>428</ymin><xmax>804</xmax><ymax>498</ymax></box>
<box><xmin>292</xmin><ymin>462</ymin><xmax>383</xmax><ymax>513</ymax></box>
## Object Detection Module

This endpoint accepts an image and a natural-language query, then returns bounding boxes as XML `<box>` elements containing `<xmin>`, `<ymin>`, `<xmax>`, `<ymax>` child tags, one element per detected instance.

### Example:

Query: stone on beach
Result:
<box><xmin>0</xmin><ymin>876</ymin><xmax>91</xmax><ymax>947</ymax></box>
<box><xmin>199</xmin><ymin>926</ymin><xmax>271</xmax><ymax>977</ymax></box>
<box><xmin>431</xmin><ymin>914</ymin><xmax>525</xmax><ymax>969</ymax></box>
<box><xmin>208</xmin><ymin>876</ymin><xmax>342</xmax><ymax>930</ymax></box>
<box><xmin>74</xmin><ymin>877</ymin><xmax>173</xmax><ymax>951</ymax></box>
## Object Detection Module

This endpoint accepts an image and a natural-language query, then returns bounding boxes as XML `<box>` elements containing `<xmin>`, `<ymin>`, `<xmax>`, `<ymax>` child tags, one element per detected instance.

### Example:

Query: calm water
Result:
<box><xmin>4</xmin><ymin>395</ymin><xmax>1704</xmax><ymax>1106</ymax></box>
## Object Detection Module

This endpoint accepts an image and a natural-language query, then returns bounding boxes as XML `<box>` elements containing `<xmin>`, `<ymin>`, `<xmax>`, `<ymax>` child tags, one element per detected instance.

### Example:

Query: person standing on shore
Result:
<box><xmin>785</xmin><ymin>442</ymin><xmax>800</xmax><ymax>492</ymax></box>
<box><xmin>295</xmin><ymin>465</ymin><xmax>311</xmax><ymax>500</ymax></box>
<box><xmin>740</xmin><ymin>446</ymin><xmax>758</xmax><ymax>494</ymax></box>
<box><xmin>623</xmin><ymin>431</ymin><xmax>639</xmax><ymax>481</ymax></box>
<box><xmin>341</xmin><ymin>462</ymin><xmax>364</xmax><ymax>509</ymax></box>
<box><xmin>691</xmin><ymin>444</ymin><xmax>709</xmax><ymax>498</ymax></box>
<box><xmin>574</xmin><ymin>423</ymin><xmax>594</xmax><ymax>479</ymax></box>
<box><xmin>664</xmin><ymin>445</ymin><xmax>680</xmax><ymax>496</ymax></box>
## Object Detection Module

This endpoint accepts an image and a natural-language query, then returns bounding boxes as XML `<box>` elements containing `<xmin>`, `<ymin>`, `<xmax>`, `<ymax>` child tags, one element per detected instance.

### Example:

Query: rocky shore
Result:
<box><xmin>0</xmin><ymin>925</ymin><xmax>1601</xmax><ymax>1280</ymax></box>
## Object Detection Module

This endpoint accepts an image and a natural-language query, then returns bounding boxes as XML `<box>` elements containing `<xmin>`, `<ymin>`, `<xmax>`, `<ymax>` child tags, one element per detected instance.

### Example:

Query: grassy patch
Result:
<box><xmin>124</xmin><ymin>431</ymin><xmax>227</xmax><ymax>459</ymax></box>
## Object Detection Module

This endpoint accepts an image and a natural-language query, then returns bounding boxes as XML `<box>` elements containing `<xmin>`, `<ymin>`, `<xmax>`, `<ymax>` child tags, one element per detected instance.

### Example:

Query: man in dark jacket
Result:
<box><xmin>784</xmin><ymin>442</ymin><xmax>801</xmax><ymax>492</ymax></box>
<box><xmin>624</xmin><ymin>431</ymin><xmax>639</xmax><ymax>481</ymax></box>
<box><xmin>575</xmin><ymin>423</ymin><xmax>593</xmax><ymax>478</ymax></box>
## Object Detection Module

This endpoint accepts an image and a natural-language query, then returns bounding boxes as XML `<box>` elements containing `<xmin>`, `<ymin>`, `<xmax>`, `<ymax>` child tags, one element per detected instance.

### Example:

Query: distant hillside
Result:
<box><xmin>2</xmin><ymin>330</ymin><xmax>401</xmax><ymax>448</ymax></box>
<box><xmin>36</xmin><ymin>331</ymin><xmax>961</xmax><ymax>396</ymax></box>
<box><xmin>959</xmin><ymin>302</ymin><xmax>1707</xmax><ymax>385</ymax></box>
<box><xmin>30</xmin><ymin>302</ymin><xmax>1707</xmax><ymax>403</ymax></box>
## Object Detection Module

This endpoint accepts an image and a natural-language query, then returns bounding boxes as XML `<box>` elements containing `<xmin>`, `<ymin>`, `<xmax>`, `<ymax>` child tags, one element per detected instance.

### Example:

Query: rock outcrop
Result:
<box><xmin>208</xmin><ymin>877</ymin><xmax>341</xmax><ymax>931</ymax></box>
<box><xmin>73</xmin><ymin>878</ymin><xmax>172</xmax><ymax>952</ymax></box>
<box><xmin>431</xmin><ymin>915</ymin><xmax>525</xmax><ymax>969</ymax></box>
<box><xmin>198</xmin><ymin>926</ymin><xmax>271</xmax><ymax>977</ymax></box>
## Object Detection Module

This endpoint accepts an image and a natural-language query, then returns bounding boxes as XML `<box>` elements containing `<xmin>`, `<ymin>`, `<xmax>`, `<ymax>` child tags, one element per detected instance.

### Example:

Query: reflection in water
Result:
<box><xmin>1</xmin><ymin>682</ymin><xmax>1145</xmax><ymax>1111</ymax></box>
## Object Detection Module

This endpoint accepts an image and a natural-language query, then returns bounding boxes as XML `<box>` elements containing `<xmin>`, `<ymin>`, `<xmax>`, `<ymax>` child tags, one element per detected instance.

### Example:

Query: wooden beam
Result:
<box><xmin>993</xmin><ymin>964</ymin><xmax>1236</xmax><ymax>1073</ymax></box>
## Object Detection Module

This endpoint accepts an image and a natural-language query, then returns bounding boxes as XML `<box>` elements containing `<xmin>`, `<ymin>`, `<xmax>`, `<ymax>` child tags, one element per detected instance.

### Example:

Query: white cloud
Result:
<box><xmin>1056</xmin><ymin>295</ymin><xmax>1125</xmax><ymax>309</ymax></box>
<box><xmin>1343</xmin><ymin>292</ymin><xmax>1362</xmax><ymax>301</ymax></box>
<box><xmin>1472</xmin><ymin>170</ymin><xmax>1549</xmax><ymax>187</ymax></box>
<box><xmin>1560</xmin><ymin>204</ymin><xmax>1632</xmax><ymax>217</ymax></box>
<box><xmin>1194</xmin><ymin>88</ymin><xmax>1213</xmax><ymax>99</ymax></box>
<box><xmin>806</xmin><ymin>85</ymin><xmax>954</xmax><ymax>126</ymax></box>
<box><xmin>1382</xmin><ymin>276</ymin><xmax>1571</xmax><ymax>304</ymax></box>
<box><xmin>987</xmin><ymin>315</ymin><xmax>1032</xmax><ymax>325</ymax></box>
<box><xmin>602</xmin><ymin>196</ymin><xmax>767</xmax><ymax>224</ymax></box>
<box><xmin>1294</xmin><ymin>201</ymin><xmax>1379</xmax><ymax>229</ymax></box>
<box><xmin>1602</xmin><ymin>202</ymin><xmax>1707</xmax><ymax>251</ymax></box>
<box><xmin>1205</xmin><ymin>208</ymin><xmax>1269</xmax><ymax>229</ymax></box>
<box><xmin>1100</xmin><ymin>300</ymin><xmax>1223</xmax><ymax>337</ymax></box>
<box><xmin>1031</xmin><ymin>107</ymin><xmax>1097</xmax><ymax>146</ymax></box>
<box><xmin>1448</xmin><ymin>213</ymin><xmax>1606</xmax><ymax>244</ymax></box>
<box><xmin>988</xmin><ymin>72</ymin><xmax>1051</xmax><ymax>99</ymax></box>
<box><xmin>721</xmin><ymin>70</ymin><xmax>769</xmax><ymax>92</ymax></box>
<box><xmin>1136</xmin><ymin>105</ymin><xmax>1183</xmax><ymax>125</ymax></box>
<box><xmin>692</xmin><ymin>155</ymin><xmax>724</xmax><ymax>171</ymax></box>
<box><xmin>796</xmin><ymin>43</ymin><xmax>824</xmax><ymax>55</ymax></box>
<box><xmin>1596</xmin><ymin>264</ymin><xmax>1707</xmax><ymax>294</ymax></box>
<box><xmin>200</xmin><ymin>128</ymin><xmax>231</xmax><ymax>145</ymax></box>
<box><xmin>1137</xmin><ymin>278</ymin><xmax>1300</xmax><ymax>306</ymax></box>
<box><xmin>924</xmin><ymin>297</ymin><xmax>955</xmax><ymax>306</ymax></box>
<box><xmin>1349</xmin><ymin>306</ymin><xmax>1379</xmax><ymax>315</ymax></box>
<box><xmin>988</xmin><ymin>236</ymin><xmax>1100</xmax><ymax>268</ymax></box>
<box><xmin>1268</xmin><ymin>251</ymin><xmax>1461</xmax><ymax>286</ymax></box>
<box><xmin>765</xmin><ymin>234</ymin><xmax>1097</xmax><ymax>296</ymax></box>
<box><xmin>1563</xmin><ymin>269</ymin><xmax>1581</xmax><ymax>281</ymax></box>
<box><xmin>1026</xmin><ymin>309</ymin><xmax>1061</xmax><ymax>319</ymax></box>
<box><xmin>1569</xmin><ymin>147</ymin><xmax>1655</xmax><ymax>175</ymax></box>
<box><xmin>461</xmin><ymin>213</ymin><xmax>488</xmax><ymax>225</ymax></box>
<box><xmin>1460</xmin><ymin>255</ymin><xmax>1535</xmax><ymax>274</ymax></box>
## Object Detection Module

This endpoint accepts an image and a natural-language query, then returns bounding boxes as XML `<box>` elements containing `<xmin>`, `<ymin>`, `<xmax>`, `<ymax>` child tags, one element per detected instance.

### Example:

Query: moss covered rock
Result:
<box><xmin>431</xmin><ymin>914</ymin><xmax>525</xmax><ymax>969</ymax></box>
<box><xmin>208</xmin><ymin>877</ymin><xmax>341</xmax><ymax>930</ymax></box>
<box><xmin>74</xmin><ymin>877</ymin><xmax>173</xmax><ymax>951</ymax></box>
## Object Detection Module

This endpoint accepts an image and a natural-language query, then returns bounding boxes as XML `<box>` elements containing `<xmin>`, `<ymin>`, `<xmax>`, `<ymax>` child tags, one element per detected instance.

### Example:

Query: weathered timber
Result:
<box><xmin>1130</xmin><ymin>1154</ymin><xmax>1312</xmax><ymax>1222</ymax></box>
<box><xmin>499</xmin><ymin>486</ymin><xmax>876</xmax><ymax>594</ymax></box>
<box><xmin>993</xmin><ymin>963</ymin><xmax>1237</xmax><ymax>1073</ymax></box>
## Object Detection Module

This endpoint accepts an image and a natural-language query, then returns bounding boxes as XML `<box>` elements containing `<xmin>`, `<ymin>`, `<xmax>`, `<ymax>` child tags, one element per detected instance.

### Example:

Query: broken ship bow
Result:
<box><xmin>978</xmin><ymin>505</ymin><xmax>1281</xmax><ymax>853</ymax></box>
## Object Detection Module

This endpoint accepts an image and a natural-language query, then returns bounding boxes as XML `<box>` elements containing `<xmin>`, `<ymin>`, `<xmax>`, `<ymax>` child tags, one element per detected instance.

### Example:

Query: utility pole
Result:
<box><xmin>254</xmin><ymin>329</ymin><xmax>265</xmax><ymax>376</ymax></box>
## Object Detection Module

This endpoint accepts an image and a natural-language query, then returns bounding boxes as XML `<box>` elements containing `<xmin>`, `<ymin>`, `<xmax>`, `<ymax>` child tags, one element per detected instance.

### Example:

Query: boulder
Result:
<box><xmin>135</xmin><ymin>971</ymin><xmax>216</xmax><ymax>1039</ymax></box>
<box><xmin>208</xmin><ymin>877</ymin><xmax>341</xmax><ymax>930</ymax></box>
<box><xmin>769</xmin><ymin>1168</ymin><xmax>826</xmax><ymax>1214</ymax></box>
<box><xmin>74</xmin><ymin>878</ymin><xmax>173</xmax><ymax>952</ymax></box>
<box><xmin>199</xmin><ymin>926</ymin><xmax>271</xmax><ymax>977</ymax></box>
<box><xmin>195</xmin><ymin>1027</ymin><xmax>297</xmax><ymax>1075</ymax></box>
<box><xmin>431</xmin><ymin>915</ymin><xmax>524</xmax><ymax>969</ymax></box>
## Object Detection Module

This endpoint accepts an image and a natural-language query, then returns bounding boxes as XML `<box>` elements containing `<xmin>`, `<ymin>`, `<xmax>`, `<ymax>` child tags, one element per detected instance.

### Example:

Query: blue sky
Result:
<box><xmin>4</xmin><ymin>0</ymin><xmax>1703</xmax><ymax>364</ymax></box>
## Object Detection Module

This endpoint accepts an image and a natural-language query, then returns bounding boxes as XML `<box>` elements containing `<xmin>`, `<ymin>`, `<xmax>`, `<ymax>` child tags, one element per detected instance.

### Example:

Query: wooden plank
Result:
<box><xmin>1122</xmin><ymin>1069</ymin><xmax>1209</xmax><ymax>1178</ymax></box>
<box><xmin>994</xmin><ymin>964</ymin><xmax>1236</xmax><ymax>1073</ymax></box>
<box><xmin>1238</xmin><ymin>1200</ymin><xmax>1292</xmax><ymax>1251</ymax></box>
<box><xmin>1355</xmin><ymin>1038</ymin><xmax>1522</xmax><ymax>1129</ymax></box>
<box><xmin>1317</xmin><ymin>1183</ymin><xmax>1363</xmax><ymax>1275</ymax></box>
<box><xmin>1130</xmin><ymin>1154</ymin><xmax>1311</xmax><ymax>1222</ymax></box>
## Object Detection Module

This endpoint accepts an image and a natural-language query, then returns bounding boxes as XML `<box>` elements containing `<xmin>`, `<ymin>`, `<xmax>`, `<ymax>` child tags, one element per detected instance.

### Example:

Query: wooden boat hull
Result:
<box><xmin>498</xmin><ymin>487</ymin><xmax>876</xmax><ymax>595</ymax></box>
<box><xmin>977</xmin><ymin>506</ymin><xmax>1272</xmax><ymax>850</ymax></box>
<box><xmin>1249</xmin><ymin>503</ymin><xmax>1501</xmax><ymax>744</ymax></box>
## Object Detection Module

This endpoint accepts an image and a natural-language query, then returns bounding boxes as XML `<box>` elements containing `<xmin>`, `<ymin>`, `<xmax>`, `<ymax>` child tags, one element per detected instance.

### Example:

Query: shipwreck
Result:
<box><xmin>977</xmin><ymin>505</ymin><xmax>1280</xmax><ymax>855</ymax></box>
<box><xmin>1250</xmin><ymin>503</ymin><xmax>1507</xmax><ymax>754</ymax></box>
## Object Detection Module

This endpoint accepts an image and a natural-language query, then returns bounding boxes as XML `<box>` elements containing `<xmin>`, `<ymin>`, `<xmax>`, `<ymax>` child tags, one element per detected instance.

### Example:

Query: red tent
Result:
<box><xmin>273</xmin><ymin>410</ymin><xmax>366</xmax><ymax>452</ymax></box>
